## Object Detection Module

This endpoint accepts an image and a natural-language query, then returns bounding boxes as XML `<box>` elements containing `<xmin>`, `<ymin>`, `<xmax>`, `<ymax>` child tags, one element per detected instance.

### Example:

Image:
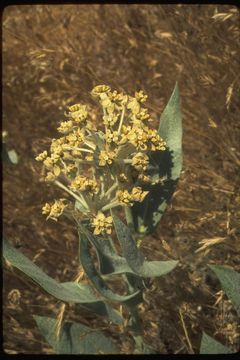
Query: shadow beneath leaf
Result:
<box><xmin>131</xmin><ymin>148</ymin><xmax>179</xmax><ymax>234</ymax></box>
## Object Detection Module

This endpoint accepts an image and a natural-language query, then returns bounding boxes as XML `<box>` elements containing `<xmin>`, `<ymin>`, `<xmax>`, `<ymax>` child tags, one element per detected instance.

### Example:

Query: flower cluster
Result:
<box><xmin>36</xmin><ymin>85</ymin><xmax>167</xmax><ymax>235</ymax></box>
<box><xmin>91</xmin><ymin>212</ymin><xmax>113</xmax><ymax>235</ymax></box>
<box><xmin>42</xmin><ymin>199</ymin><xmax>67</xmax><ymax>221</ymax></box>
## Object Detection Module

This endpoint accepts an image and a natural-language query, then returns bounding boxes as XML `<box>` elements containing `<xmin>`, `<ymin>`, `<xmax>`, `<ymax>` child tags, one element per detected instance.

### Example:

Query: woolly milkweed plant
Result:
<box><xmin>3</xmin><ymin>83</ymin><xmax>182</xmax><ymax>354</ymax></box>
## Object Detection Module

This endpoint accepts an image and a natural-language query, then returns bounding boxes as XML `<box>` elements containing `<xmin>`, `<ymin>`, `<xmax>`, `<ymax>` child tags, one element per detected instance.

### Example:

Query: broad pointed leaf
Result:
<box><xmin>34</xmin><ymin>315</ymin><xmax>118</xmax><ymax>354</ymax></box>
<box><xmin>112</xmin><ymin>214</ymin><xmax>178</xmax><ymax>278</ymax></box>
<box><xmin>131</xmin><ymin>83</ymin><xmax>182</xmax><ymax>235</ymax></box>
<box><xmin>83</xmin><ymin>229</ymin><xmax>135</xmax><ymax>276</ymax></box>
<box><xmin>3</xmin><ymin>238</ymin><xmax>102</xmax><ymax>304</ymax></box>
<box><xmin>80</xmin><ymin>227</ymin><xmax>145</xmax><ymax>303</ymax></box>
<box><xmin>208</xmin><ymin>265</ymin><xmax>240</xmax><ymax>316</ymax></box>
<box><xmin>79</xmin><ymin>230</ymin><xmax>142</xmax><ymax>305</ymax></box>
<box><xmin>200</xmin><ymin>332</ymin><xmax>233</xmax><ymax>354</ymax></box>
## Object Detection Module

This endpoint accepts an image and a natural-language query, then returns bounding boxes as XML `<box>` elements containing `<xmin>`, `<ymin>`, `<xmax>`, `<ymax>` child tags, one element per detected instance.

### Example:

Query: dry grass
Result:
<box><xmin>3</xmin><ymin>4</ymin><xmax>240</xmax><ymax>354</ymax></box>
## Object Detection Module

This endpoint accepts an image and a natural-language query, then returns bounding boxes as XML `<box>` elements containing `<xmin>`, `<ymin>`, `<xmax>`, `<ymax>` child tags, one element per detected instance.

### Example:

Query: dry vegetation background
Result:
<box><xmin>2</xmin><ymin>4</ymin><xmax>240</xmax><ymax>354</ymax></box>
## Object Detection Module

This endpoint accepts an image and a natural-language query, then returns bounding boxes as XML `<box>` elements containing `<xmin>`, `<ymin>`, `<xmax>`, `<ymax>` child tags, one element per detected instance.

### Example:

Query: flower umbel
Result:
<box><xmin>36</xmin><ymin>84</ymin><xmax>167</xmax><ymax>234</ymax></box>
<box><xmin>42</xmin><ymin>199</ymin><xmax>67</xmax><ymax>221</ymax></box>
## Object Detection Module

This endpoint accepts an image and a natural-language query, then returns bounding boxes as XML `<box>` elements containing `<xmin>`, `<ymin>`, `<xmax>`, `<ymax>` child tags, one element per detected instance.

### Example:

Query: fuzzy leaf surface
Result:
<box><xmin>3</xmin><ymin>238</ymin><xmax>103</xmax><ymax>304</ymax></box>
<box><xmin>79</xmin><ymin>231</ymin><xmax>142</xmax><ymax>305</ymax></box>
<box><xmin>76</xmin><ymin>301</ymin><xmax>123</xmax><ymax>325</ymax></box>
<box><xmin>79</xmin><ymin>226</ymin><xmax>144</xmax><ymax>304</ymax></box>
<box><xmin>200</xmin><ymin>332</ymin><xmax>233</xmax><ymax>354</ymax></box>
<box><xmin>208</xmin><ymin>265</ymin><xmax>240</xmax><ymax>316</ymax></box>
<box><xmin>34</xmin><ymin>315</ymin><xmax>118</xmax><ymax>354</ymax></box>
<box><xmin>112</xmin><ymin>214</ymin><xmax>178</xmax><ymax>278</ymax></box>
<box><xmin>83</xmin><ymin>229</ymin><xmax>135</xmax><ymax>276</ymax></box>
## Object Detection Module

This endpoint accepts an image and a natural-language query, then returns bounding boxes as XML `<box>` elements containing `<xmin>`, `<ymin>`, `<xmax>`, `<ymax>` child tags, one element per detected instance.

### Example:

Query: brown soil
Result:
<box><xmin>2</xmin><ymin>4</ymin><xmax>240</xmax><ymax>354</ymax></box>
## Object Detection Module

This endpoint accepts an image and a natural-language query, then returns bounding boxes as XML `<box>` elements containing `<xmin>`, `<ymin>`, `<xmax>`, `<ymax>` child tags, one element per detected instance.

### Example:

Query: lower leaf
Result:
<box><xmin>34</xmin><ymin>315</ymin><xmax>118</xmax><ymax>354</ymax></box>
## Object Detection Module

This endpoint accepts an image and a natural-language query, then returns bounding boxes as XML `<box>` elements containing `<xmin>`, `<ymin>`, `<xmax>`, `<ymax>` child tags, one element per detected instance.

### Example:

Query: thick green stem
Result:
<box><xmin>127</xmin><ymin>305</ymin><xmax>142</xmax><ymax>335</ymax></box>
<box><xmin>54</xmin><ymin>180</ymin><xmax>89</xmax><ymax>210</ymax></box>
<box><xmin>124</xmin><ymin>207</ymin><xmax>135</xmax><ymax>236</ymax></box>
<box><xmin>101</xmin><ymin>201</ymin><xmax>121</xmax><ymax>212</ymax></box>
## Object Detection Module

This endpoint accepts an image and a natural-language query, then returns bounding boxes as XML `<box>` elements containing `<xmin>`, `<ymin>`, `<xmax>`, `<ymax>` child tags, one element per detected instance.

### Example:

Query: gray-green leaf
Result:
<box><xmin>208</xmin><ymin>264</ymin><xmax>240</xmax><ymax>316</ymax></box>
<box><xmin>200</xmin><ymin>332</ymin><xmax>233</xmax><ymax>354</ymax></box>
<box><xmin>79</xmin><ymin>230</ymin><xmax>142</xmax><ymax>304</ymax></box>
<box><xmin>76</xmin><ymin>301</ymin><xmax>123</xmax><ymax>325</ymax></box>
<box><xmin>2</xmin><ymin>143</ymin><xmax>19</xmax><ymax>164</ymax></box>
<box><xmin>112</xmin><ymin>214</ymin><xmax>178</xmax><ymax>278</ymax></box>
<box><xmin>34</xmin><ymin>315</ymin><xmax>118</xmax><ymax>354</ymax></box>
<box><xmin>83</xmin><ymin>228</ymin><xmax>136</xmax><ymax>276</ymax></box>
<box><xmin>3</xmin><ymin>238</ymin><xmax>103</xmax><ymax>304</ymax></box>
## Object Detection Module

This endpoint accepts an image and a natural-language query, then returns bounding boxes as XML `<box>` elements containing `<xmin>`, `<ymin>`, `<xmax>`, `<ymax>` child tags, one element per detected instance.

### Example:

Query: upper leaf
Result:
<box><xmin>130</xmin><ymin>83</ymin><xmax>182</xmax><ymax>235</ymax></box>
<box><xmin>34</xmin><ymin>315</ymin><xmax>118</xmax><ymax>354</ymax></box>
<box><xmin>158</xmin><ymin>82</ymin><xmax>183</xmax><ymax>180</ymax></box>
<box><xmin>208</xmin><ymin>264</ymin><xmax>240</xmax><ymax>316</ymax></box>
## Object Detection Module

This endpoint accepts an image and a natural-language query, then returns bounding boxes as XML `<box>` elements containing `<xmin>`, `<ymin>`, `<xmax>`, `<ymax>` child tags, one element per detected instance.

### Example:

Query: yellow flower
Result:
<box><xmin>103</xmin><ymin>113</ymin><xmax>119</xmax><ymax>127</ymax></box>
<box><xmin>147</xmin><ymin>129</ymin><xmax>166</xmax><ymax>151</ymax></box>
<box><xmin>50</xmin><ymin>137</ymin><xmax>66</xmax><ymax>155</ymax></box>
<box><xmin>131</xmin><ymin>187</ymin><xmax>149</xmax><ymax>202</ymax></box>
<box><xmin>68</xmin><ymin>104</ymin><xmax>81</xmax><ymax>112</ymax></box>
<box><xmin>127</xmin><ymin>127</ymin><xmax>148</xmax><ymax>151</ymax></box>
<box><xmin>127</xmin><ymin>97</ymin><xmax>141</xmax><ymax>114</ymax></box>
<box><xmin>91</xmin><ymin>85</ymin><xmax>111</xmax><ymax>96</ymax></box>
<box><xmin>98</xmin><ymin>150</ymin><xmax>116</xmax><ymax>166</ymax></box>
<box><xmin>35</xmin><ymin>150</ymin><xmax>48</xmax><ymax>161</ymax></box>
<box><xmin>70</xmin><ymin>175</ymin><xmax>98</xmax><ymax>194</ymax></box>
<box><xmin>53</xmin><ymin>165</ymin><xmax>61</xmax><ymax>177</ymax></box>
<box><xmin>43</xmin><ymin>155</ymin><xmax>59</xmax><ymax>169</ymax></box>
<box><xmin>66</xmin><ymin>129</ymin><xmax>85</xmax><ymax>147</ymax></box>
<box><xmin>99</xmin><ymin>93</ymin><xmax>115</xmax><ymax>114</ymax></box>
<box><xmin>42</xmin><ymin>199</ymin><xmax>67</xmax><ymax>221</ymax></box>
<box><xmin>104</xmin><ymin>129</ymin><xmax>120</xmax><ymax>144</ymax></box>
<box><xmin>42</xmin><ymin>203</ymin><xmax>51</xmax><ymax>215</ymax></box>
<box><xmin>91</xmin><ymin>212</ymin><xmax>113</xmax><ymax>235</ymax></box>
<box><xmin>116</xmin><ymin>190</ymin><xmax>132</xmax><ymax>205</ymax></box>
<box><xmin>135</xmin><ymin>108</ymin><xmax>150</xmax><ymax>121</ymax></box>
<box><xmin>108</xmin><ymin>91</ymin><xmax>128</xmax><ymax>106</ymax></box>
<box><xmin>85</xmin><ymin>154</ymin><xmax>94</xmax><ymax>161</ymax></box>
<box><xmin>45</xmin><ymin>171</ymin><xmax>57</xmax><ymax>182</ymax></box>
<box><xmin>70</xmin><ymin>105</ymin><xmax>88</xmax><ymax>123</ymax></box>
<box><xmin>135</xmin><ymin>90</ymin><xmax>148</xmax><ymax>103</ymax></box>
<box><xmin>57</xmin><ymin>120</ymin><xmax>73</xmax><ymax>133</ymax></box>
<box><xmin>122</xmin><ymin>125</ymin><xmax>132</xmax><ymax>134</ymax></box>
<box><xmin>132</xmin><ymin>152</ymin><xmax>149</xmax><ymax>171</ymax></box>
<box><xmin>121</xmin><ymin>125</ymin><xmax>133</xmax><ymax>144</ymax></box>
<box><xmin>68</xmin><ymin>104</ymin><xmax>83</xmax><ymax>113</ymax></box>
